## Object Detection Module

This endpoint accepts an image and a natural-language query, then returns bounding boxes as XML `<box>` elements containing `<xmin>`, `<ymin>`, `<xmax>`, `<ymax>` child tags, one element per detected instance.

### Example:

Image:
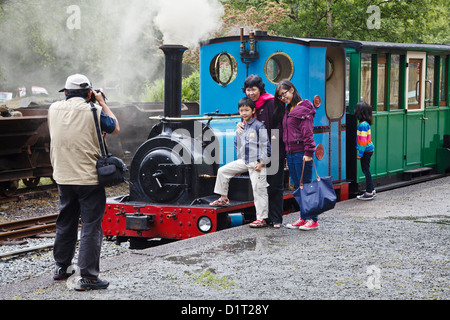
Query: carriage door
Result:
<box><xmin>405</xmin><ymin>52</ymin><xmax>426</xmax><ymax>168</ymax></box>
<box><xmin>325</xmin><ymin>47</ymin><xmax>346</xmax><ymax>181</ymax></box>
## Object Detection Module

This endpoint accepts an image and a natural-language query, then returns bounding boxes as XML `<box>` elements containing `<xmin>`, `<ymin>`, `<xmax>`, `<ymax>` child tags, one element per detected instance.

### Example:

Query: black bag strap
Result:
<box><xmin>90</xmin><ymin>102</ymin><xmax>107</xmax><ymax>158</ymax></box>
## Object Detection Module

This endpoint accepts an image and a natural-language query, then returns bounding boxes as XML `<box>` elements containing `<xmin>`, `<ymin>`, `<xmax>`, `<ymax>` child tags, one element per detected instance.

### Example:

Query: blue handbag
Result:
<box><xmin>293</xmin><ymin>159</ymin><xmax>337</xmax><ymax>216</ymax></box>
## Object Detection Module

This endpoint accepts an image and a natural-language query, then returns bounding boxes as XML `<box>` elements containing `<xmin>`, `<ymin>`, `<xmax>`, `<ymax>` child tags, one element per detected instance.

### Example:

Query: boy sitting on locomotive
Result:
<box><xmin>209</xmin><ymin>97</ymin><xmax>271</xmax><ymax>228</ymax></box>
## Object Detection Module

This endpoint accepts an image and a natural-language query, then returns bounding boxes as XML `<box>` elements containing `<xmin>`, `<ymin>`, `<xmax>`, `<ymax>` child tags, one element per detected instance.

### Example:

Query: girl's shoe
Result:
<box><xmin>209</xmin><ymin>197</ymin><xmax>230</xmax><ymax>207</ymax></box>
<box><xmin>286</xmin><ymin>219</ymin><xmax>306</xmax><ymax>229</ymax></box>
<box><xmin>357</xmin><ymin>192</ymin><xmax>374</xmax><ymax>200</ymax></box>
<box><xmin>299</xmin><ymin>219</ymin><xmax>319</xmax><ymax>231</ymax></box>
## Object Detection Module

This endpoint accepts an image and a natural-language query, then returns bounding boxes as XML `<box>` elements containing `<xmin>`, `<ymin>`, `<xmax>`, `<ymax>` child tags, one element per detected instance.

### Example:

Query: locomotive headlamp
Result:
<box><xmin>197</xmin><ymin>216</ymin><xmax>213</xmax><ymax>233</ymax></box>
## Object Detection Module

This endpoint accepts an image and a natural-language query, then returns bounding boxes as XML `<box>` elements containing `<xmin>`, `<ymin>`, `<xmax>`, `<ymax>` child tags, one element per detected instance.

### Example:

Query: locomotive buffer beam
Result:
<box><xmin>125</xmin><ymin>206</ymin><xmax>155</xmax><ymax>231</ymax></box>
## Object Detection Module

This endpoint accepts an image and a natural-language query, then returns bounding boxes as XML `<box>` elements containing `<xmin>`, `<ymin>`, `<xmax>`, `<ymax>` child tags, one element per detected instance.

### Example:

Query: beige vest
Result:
<box><xmin>48</xmin><ymin>97</ymin><xmax>102</xmax><ymax>185</ymax></box>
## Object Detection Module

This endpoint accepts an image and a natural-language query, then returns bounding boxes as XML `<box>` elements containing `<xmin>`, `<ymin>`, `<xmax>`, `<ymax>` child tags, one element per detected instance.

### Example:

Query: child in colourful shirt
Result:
<box><xmin>355</xmin><ymin>102</ymin><xmax>375</xmax><ymax>200</ymax></box>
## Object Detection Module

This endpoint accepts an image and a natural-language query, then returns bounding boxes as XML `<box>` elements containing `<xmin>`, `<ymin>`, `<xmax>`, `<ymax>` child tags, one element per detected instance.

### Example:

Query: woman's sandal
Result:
<box><xmin>209</xmin><ymin>197</ymin><xmax>230</xmax><ymax>207</ymax></box>
<box><xmin>249</xmin><ymin>219</ymin><xmax>266</xmax><ymax>228</ymax></box>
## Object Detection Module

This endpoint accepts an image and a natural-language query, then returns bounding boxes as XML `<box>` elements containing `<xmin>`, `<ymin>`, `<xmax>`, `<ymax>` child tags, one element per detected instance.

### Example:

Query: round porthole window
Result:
<box><xmin>264</xmin><ymin>52</ymin><xmax>294</xmax><ymax>84</ymax></box>
<box><xmin>326</xmin><ymin>57</ymin><xmax>334</xmax><ymax>81</ymax></box>
<box><xmin>210</xmin><ymin>52</ymin><xmax>238</xmax><ymax>85</ymax></box>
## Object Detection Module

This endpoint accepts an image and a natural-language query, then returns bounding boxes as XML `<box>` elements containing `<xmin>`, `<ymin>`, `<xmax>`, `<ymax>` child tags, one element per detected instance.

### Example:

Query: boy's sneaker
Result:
<box><xmin>75</xmin><ymin>277</ymin><xmax>109</xmax><ymax>291</ymax></box>
<box><xmin>357</xmin><ymin>192</ymin><xmax>374</xmax><ymax>201</ymax></box>
<box><xmin>286</xmin><ymin>218</ymin><xmax>306</xmax><ymax>229</ymax></box>
<box><xmin>299</xmin><ymin>219</ymin><xmax>319</xmax><ymax>231</ymax></box>
<box><xmin>53</xmin><ymin>266</ymin><xmax>75</xmax><ymax>280</ymax></box>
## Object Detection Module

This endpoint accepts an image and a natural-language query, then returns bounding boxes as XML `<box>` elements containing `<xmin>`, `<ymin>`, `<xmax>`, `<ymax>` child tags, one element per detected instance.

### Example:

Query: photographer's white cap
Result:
<box><xmin>59</xmin><ymin>74</ymin><xmax>92</xmax><ymax>92</ymax></box>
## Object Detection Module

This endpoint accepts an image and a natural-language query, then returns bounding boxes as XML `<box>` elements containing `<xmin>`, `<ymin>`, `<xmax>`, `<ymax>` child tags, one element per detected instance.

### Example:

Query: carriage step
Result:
<box><xmin>403</xmin><ymin>167</ymin><xmax>433</xmax><ymax>181</ymax></box>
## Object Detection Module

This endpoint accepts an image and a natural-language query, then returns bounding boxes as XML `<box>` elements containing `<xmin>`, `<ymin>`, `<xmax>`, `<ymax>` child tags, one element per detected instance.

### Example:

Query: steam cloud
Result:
<box><xmin>154</xmin><ymin>0</ymin><xmax>224</xmax><ymax>46</ymax></box>
<box><xmin>0</xmin><ymin>0</ymin><xmax>224</xmax><ymax>99</ymax></box>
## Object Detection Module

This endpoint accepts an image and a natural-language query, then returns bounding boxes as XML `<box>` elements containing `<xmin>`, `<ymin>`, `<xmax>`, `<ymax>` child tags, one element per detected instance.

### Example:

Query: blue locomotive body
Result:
<box><xmin>200</xmin><ymin>34</ymin><xmax>351</xmax><ymax>195</ymax></box>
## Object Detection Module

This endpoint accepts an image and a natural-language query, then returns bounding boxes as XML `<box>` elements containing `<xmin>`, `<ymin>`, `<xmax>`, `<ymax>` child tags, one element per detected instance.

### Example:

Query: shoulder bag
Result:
<box><xmin>90</xmin><ymin>102</ymin><xmax>128</xmax><ymax>187</ymax></box>
<box><xmin>293</xmin><ymin>159</ymin><xmax>336</xmax><ymax>217</ymax></box>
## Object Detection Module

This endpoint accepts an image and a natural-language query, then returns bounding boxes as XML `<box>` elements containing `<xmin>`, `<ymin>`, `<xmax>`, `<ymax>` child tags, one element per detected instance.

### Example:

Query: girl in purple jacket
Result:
<box><xmin>275</xmin><ymin>79</ymin><xmax>318</xmax><ymax>231</ymax></box>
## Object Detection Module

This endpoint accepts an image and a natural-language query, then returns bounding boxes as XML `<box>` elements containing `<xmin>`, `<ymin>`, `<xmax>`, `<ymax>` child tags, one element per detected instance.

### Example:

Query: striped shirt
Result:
<box><xmin>356</xmin><ymin>121</ymin><xmax>374</xmax><ymax>157</ymax></box>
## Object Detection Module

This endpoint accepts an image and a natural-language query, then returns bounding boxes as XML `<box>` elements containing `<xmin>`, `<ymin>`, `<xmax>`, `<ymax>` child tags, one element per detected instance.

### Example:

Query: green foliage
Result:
<box><xmin>182</xmin><ymin>71</ymin><xmax>200</xmax><ymax>102</ymax></box>
<box><xmin>140</xmin><ymin>78</ymin><xmax>165</xmax><ymax>102</ymax></box>
<box><xmin>190</xmin><ymin>270</ymin><xmax>235</xmax><ymax>290</ymax></box>
<box><xmin>267</xmin><ymin>0</ymin><xmax>450</xmax><ymax>44</ymax></box>
<box><xmin>141</xmin><ymin>71</ymin><xmax>200</xmax><ymax>103</ymax></box>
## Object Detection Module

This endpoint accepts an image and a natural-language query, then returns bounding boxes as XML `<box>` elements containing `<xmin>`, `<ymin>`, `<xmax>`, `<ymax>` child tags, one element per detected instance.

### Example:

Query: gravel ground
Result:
<box><xmin>0</xmin><ymin>177</ymin><xmax>449</xmax><ymax>302</ymax></box>
<box><xmin>0</xmin><ymin>183</ymin><xmax>130</xmax><ymax>286</ymax></box>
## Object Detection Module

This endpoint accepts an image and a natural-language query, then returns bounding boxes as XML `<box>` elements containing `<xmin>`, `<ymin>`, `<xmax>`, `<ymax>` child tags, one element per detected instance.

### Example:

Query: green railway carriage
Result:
<box><xmin>346</xmin><ymin>41</ymin><xmax>450</xmax><ymax>194</ymax></box>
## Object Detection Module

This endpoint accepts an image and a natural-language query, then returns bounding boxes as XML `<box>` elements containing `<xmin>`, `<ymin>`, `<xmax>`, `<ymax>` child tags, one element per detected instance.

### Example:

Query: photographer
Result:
<box><xmin>48</xmin><ymin>74</ymin><xmax>119</xmax><ymax>291</ymax></box>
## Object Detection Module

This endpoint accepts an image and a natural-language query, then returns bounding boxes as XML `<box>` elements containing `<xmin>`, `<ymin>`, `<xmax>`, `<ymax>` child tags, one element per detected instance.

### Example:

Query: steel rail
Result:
<box><xmin>0</xmin><ymin>214</ymin><xmax>58</xmax><ymax>242</ymax></box>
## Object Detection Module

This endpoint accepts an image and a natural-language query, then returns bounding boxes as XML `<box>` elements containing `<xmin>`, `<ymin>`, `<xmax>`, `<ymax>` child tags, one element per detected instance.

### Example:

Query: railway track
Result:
<box><xmin>0</xmin><ymin>213</ymin><xmax>58</xmax><ymax>242</ymax></box>
<box><xmin>0</xmin><ymin>184</ymin><xmax>58</xmax><ymax>204</ymax></box>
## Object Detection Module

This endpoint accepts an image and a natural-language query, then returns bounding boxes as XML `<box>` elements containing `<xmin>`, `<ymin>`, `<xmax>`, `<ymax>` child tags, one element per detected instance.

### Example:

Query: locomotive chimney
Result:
<box><xmin>159</xmin><ymin>44</ymin><xmax>188</xmax><ymax>118</ymax></box>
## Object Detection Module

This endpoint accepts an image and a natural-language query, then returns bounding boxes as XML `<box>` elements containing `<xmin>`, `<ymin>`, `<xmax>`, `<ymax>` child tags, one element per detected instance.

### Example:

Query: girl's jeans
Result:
<box><xmin>286</xmin><ymin>152</ymin><xmax>318</xmax><ymax>221</ymax></box>
<box><xmin>361</xmin><ymin>151</ymin><xmax>374</xmax><ymax>193</ymax></box>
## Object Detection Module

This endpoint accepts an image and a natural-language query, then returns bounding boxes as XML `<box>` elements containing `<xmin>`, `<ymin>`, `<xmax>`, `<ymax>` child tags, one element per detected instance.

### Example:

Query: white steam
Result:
<box><xmin>0</xmin><ymin>0</ymin><xmax>224</xmax><ymax>99</ymax></box>
<box><xmin>154</xmin><ymin>0</ymin><xmax>224</xmax><ymax>46</ymax></box>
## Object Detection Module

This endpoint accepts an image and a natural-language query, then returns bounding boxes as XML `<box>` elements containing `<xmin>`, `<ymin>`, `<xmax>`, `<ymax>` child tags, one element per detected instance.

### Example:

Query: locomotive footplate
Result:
<box><xmin>103</xmin><ymin>191</ymin><xmax>299</xmax><ymax>242</ymax></box>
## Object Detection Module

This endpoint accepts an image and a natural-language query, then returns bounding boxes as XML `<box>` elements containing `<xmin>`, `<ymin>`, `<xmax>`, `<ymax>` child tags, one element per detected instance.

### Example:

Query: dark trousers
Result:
<box><xmin>53</xmin><ymin>184</ymin><xmax>106</xmax><ymax>280</ymax></box>
<box><xmin>361</xmin><ymin>151</ymin><xmax>374</xmax><ymax>193</ymax></box>
<box><xmin>267</xmin><ymin>158</ymin><xmax>285</xmax><ymax>224</ymax></box>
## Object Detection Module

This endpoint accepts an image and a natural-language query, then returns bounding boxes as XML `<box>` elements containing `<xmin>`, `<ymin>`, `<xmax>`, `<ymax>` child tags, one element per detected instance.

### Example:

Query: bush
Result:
<box><xmin>141</xmin><ymin>71</ymin><xmax>199</xmax><ymax>103</ymax></box>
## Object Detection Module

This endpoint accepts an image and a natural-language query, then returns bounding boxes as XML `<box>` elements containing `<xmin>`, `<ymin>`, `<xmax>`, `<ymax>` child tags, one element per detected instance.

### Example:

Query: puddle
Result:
<box><xmin>165</xmin><ymin>253</ymin><xmax>205</xmax><ymax>265</ymax></box>
<box><xmin>163</xmin><ymin>233</ymin><xmax>289</xmax><ymax>266</ymax></box>
<box><xmin>216</xmin><ymin>238</ymin><xmax>257</xmax><ymax>254</ymax></box>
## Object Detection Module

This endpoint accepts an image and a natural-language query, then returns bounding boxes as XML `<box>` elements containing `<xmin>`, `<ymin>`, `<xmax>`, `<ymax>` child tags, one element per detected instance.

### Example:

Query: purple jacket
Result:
<box><xmin>282</xmin><ymin>99</ymin><xmax>316</xmax><ymax>157</ymax></box>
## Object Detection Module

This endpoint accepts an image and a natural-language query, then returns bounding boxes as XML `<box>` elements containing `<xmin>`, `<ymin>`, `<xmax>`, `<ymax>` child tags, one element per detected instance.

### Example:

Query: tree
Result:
<box><xmin>272</xmin><ymin>0</ymin><xmax>449</xmax><ymax>44</ymax></box>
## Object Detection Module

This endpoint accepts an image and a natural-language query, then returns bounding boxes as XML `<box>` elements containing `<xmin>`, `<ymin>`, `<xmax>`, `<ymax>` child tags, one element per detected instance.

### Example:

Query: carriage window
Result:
<box><xmin>325</xmin><ymin>47</ymin><xmax>345</xmax><ymax>120</ymax></box>
<box><xmin>439</xmin><ymin>55</ymin><xmax>448</xmax><ymax>106</ymax></box>
<box><xmin>377</xmin><ymin>54</ymin><xmax>387</xmax><ymax>111</ymax></box>
<box><xmin>361</xmin><ymin>53</ymin><xmax>372</xmax><ymax>106</ymax></box>
<box><xmin>407</xmin><ymin>59</ymin><xmax>422</xmax><ymax>110</ymax></box>
<box><xmin>390</xmin><ymin>54</ymin><xmax>401</xmax><ymax>110</ymax></box>
<box><xmin>264</xmin><ymin>52</ymin><xmax>294</xmax><ymax>84</ymax></box>
<box><xmin>426</xmin><ymin>55</ymin><xmax>435</xmax><ymax>107</ymax></box>
<box><xmin>210</xmin><ymin>52</ymin><xmax>238</xmax><ymax>85</ymax></box>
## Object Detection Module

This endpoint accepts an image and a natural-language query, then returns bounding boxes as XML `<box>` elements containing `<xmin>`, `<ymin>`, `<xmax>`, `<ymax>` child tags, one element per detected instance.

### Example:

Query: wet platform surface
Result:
<box><xmin>0</xmin><ymin>177</ymin><xmax>449</xmax><ymax>307</ymax></box>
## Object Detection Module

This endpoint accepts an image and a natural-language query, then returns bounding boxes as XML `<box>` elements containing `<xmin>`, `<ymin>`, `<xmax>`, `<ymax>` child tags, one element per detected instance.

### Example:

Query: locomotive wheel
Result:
<box><xmin>23</xmin><ymin>177</ymin><xmax>40</xmax><ymax>188</ymax></box>
<box><xmin>0</xmin><ymin>180</ymin><xmax>19</xmax><ymax>197</ymax></box>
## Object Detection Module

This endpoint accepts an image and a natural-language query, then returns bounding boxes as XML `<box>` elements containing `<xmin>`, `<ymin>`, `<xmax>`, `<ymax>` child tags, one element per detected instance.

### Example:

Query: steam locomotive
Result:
<box><xmin>103</xmin><ymin>32</ymin><xmax>450</xmax><ymax>247</ymax></box>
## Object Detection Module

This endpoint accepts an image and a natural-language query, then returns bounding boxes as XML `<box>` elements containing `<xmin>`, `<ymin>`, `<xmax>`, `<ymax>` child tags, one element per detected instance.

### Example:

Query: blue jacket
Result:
<box><xmin>235</xmin><ymin>117</ymin><xmax>271</xmax><ymax>164</ymax></box>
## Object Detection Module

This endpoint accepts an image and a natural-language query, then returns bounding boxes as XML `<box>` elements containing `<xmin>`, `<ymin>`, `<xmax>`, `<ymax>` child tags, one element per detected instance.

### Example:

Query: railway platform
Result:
<box><xmin>0</xmin><ymin>176</ymin><xmax>448</xmax><ymax>307</ymax></box>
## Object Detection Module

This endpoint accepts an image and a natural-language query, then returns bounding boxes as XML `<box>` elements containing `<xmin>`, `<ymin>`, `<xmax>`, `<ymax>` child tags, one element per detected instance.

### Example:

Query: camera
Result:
<box><xmin>89</xmin><ymin>89</ymin><xmax>107</xmax><ymax>103</ymax></box>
